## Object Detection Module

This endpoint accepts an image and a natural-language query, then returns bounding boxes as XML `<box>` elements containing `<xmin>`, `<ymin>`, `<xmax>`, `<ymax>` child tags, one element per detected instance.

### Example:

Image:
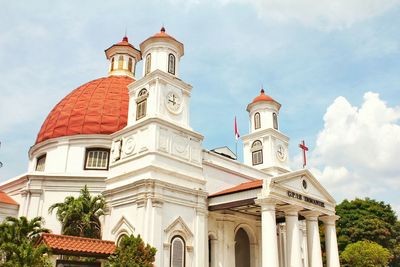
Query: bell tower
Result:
<box><xmin>241</xmin><ymin>89</ymin><xmax>290</xmax><ymax>175</ymax></box>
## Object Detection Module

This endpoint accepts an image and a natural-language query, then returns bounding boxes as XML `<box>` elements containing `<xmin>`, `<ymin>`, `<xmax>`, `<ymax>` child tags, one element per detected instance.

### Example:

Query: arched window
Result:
<box><xmin>254</xmin><ymin>112</ymin><xmax>261</xmax><ymax>129</ymax></box>
<box><xmin>128</xmin><ymin>58</ymin><xmax>133</xmax><ymax>73</ymax></box>
<box><xmin>273</xmin><ymin>113</ymin><xmax>278</xmax><ymax>130</ymax></box>
<box><xmin>251</xmin><ymin>140</ymin><xmax>263</xmax><ymax>166</ymax></box>
<box><xmin>85</xmin><ymin>148</ymin><xmax>110</xmax><ymax>170</ymax></box>
<box><xmin>110</xmin><ymin>57</ymin><xmax>115</xmax><ymax>71</ymax></box>
<box><xmin>116</xmin><ymin>234</ymin><xmax>129</xmax><ymax>246</ymax></box>
<box><xmin>35</xmin><ymin>154</ymin><xmax>46</xmax><ymax>171</ymax></box>
<box><xmin>118</xmin><ymin>55</ymin><xmax>124</xmax><ymax>69</ymax></box>
<box><xmin>136</xmin><ymin>89</ymin><xmax>148</xmax><ymax>120</ymax></box>
<box><xmin>170</xmin><ymin>236</ymin><xmax>185</xmax><ymax>267</ymax></box>
<box><xmin>168</xmin><ymin>53</ymin><xmax>176</xmax><ymax>75</ymax></box>
<box><xmin>145</xmin><ymin>54</ymin><xmax>151</xmax><ymax>75</ymax></box>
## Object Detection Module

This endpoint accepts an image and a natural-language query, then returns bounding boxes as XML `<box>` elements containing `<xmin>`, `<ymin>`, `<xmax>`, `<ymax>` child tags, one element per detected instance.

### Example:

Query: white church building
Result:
<box><xmin>0</xmin><ymin>28</ymin><xmax>341</xmax><ymax>267</ymax></box>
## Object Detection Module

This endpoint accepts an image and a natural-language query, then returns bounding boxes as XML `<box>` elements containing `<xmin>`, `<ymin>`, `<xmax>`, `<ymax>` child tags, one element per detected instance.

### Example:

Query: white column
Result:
<box><xmin>302</xmin><ymin>211</ymin><xmax>323</xmax><ymax>267</ymax></box>
<box><xmin>281</xmin><ymin>206</ymin><xmax>302</xmax><ymax>267</ymax></box>
<box><xmin>320</xmin><ymin>215</ymin><xmax>340</xmax><ymax>267</ymax></box>
<box><xmin>256</xmin><ymin>198</ymin><xmax>279</xmax><ymax>267</ymax></box>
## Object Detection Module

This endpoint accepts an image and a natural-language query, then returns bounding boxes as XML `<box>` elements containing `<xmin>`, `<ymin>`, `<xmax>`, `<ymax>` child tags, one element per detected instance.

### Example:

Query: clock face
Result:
<box><xmin>276</xmin><ymin>144</ymin><xmax>286</xmax><ymax>161</ymax></box>
<box><xmin>166</xmin><ymin>91</ymin><xmax>182</xmax><ymax>113</ymax></box>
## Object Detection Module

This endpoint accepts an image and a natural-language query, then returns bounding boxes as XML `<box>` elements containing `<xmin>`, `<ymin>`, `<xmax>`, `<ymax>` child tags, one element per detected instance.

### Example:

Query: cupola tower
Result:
<box><xmin>242</xmin><ymin>88</ymin><xmax>290</xmax><ymax>175</ymax></box>
<box><xmin>105</xmin><ymin>36</ymin><xmax>142</xmax><ymax>78</ymax></box>
<box><xmin>139</xmin><ymin>27</ymin><xmax>184</xmax><ymax>77</ymax></box>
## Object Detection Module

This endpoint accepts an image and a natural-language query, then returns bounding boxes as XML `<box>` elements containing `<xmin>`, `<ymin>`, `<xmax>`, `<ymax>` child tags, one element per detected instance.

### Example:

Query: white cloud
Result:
<box><xmin>234</xmin><ymin>0</ymin><xmax>400</xmax><ymax>30</ymax></box>
<box><xmin>310</xmin><ymin>92</ymin><xmax>400</xmax><ymax>213</ymax></box>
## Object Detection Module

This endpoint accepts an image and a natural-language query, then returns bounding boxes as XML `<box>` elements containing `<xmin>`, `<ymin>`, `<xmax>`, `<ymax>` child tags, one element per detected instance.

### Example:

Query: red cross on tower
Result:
<box><xmin>299</xmin><ymin>140</ymin><xmax>309</xmax><ymax>168</ymax></box>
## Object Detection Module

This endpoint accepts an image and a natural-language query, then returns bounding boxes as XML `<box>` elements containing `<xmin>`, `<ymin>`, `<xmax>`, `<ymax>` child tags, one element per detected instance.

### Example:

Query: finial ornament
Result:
<box><xmin>161</xmin><ymin>26</ymin><xmax>166</xmax><ymax>32</ymax></box>
<box><xmin>261</xmin><ymin>88</ymin><xmax>265</xmax><ymax>94</ymax></box>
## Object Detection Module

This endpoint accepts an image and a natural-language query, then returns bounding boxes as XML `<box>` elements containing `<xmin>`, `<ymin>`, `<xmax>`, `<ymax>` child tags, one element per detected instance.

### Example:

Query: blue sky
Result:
<box><xmin>0</xmin><ymin>0</ymin><xmax>399</xmax><ymax>213</ymax></box>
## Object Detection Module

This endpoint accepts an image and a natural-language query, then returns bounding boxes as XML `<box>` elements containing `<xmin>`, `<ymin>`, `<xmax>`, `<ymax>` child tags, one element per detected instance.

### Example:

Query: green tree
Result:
<box><xmin>336</xmin><ymin>198</ymin><xmax>400</xmax><ymax>266</ymax></box>
<box><xmin>0</xmin><ymin>216</ymin><xmax>49</xmax><ymax>245</ymax></box>
<box><xmin>340</xmin><ymin>240</ymin><xmax>391</xmax><ymax>267</ymax></box>
<box><xmin>0</xmin><ymin>216</ymin><xmax>51</xmax><ymax>267</ymax></box>
<box><xmin>49</xmin><ymin>185</ymin><xmax>105</xmax><ymax>238</ymax></box>
<box><xmin>106</xmin><ymin>235</ymin><xmax>156</xmax><ymax>267</ymax></box>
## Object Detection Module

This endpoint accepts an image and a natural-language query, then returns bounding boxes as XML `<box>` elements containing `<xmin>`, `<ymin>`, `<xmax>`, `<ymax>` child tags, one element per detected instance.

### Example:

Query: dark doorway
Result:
<box><xmin>235</xmin><ymin>228</ymin><xmax>251</xmax><ymax>267</ymax></box>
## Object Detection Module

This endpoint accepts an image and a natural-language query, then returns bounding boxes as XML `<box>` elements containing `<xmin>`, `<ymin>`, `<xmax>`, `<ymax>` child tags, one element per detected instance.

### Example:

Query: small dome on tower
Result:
<box><xmin>105</xmin><ymin>36</ymin><xmax>142</xmax><ymax>78</ymax></box>
<box><xmin>247</xmin><ymin>88</ymin><xmax>281</xmax><ymax>111</ymax></box>
<box><xmin>140</xmin><ymin>27</ymin><xmax>184</xmax><ymax>57</ymax></box>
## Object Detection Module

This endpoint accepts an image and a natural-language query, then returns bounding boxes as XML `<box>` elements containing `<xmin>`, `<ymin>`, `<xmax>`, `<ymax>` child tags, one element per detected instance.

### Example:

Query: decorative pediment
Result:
<box><xmin>111</xmin><ymin>216</ymin><xmax>135</xmax><ymax>235</ymax></box>
<box><xmin>271</xmin><ymin>169</ymin><xmax>336</xmax><ymax>204</ymax></box>
<box><xmin>164</xmin><ymin>216</ymin><xmax>193</xmax><ymax>243</ymax></box>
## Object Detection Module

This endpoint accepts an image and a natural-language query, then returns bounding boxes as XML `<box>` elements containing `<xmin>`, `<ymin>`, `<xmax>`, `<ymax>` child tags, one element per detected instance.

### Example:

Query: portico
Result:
<box><xmin>208</xmin><ymin>169</ymin><xmax>340</xmax><ymax>267</ymax></box>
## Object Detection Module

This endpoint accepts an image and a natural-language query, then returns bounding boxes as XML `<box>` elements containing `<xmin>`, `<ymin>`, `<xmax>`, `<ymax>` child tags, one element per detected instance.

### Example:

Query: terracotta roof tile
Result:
<box><xmin>35</xmin><ymin>76</ymin><xmax>134</xmax><ymax>144</ymax></box>
<box><xmin>0</xmin><ymin>191</ymin><xmax>18</xmax><ymax>205</ymax></box>
<box><xmin>209</xmin><ymin>179</ymin><xmax>262</xmax><ymax>197</ymax></box>
<box><xmin>40</xmin><ymin>233</ymin><xmax>115</xmax><ymax>257</ymax></box>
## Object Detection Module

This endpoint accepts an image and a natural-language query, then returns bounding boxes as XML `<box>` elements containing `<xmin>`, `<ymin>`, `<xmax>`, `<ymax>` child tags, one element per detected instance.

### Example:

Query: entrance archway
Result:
<box><xmin>235</xmin><ymin>228</ymin><xmax>250</xmax><ymax>267</ymax></box>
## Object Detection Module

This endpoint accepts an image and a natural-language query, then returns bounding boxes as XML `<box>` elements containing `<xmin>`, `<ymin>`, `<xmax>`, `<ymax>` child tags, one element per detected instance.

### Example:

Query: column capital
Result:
<box><xmin>301</xmin><ymin>210</ymin><xmax>322</xmax><ymax>221</ymax></box>
<box><xmin>255</xmin><ymin>197</ymin><xmax>276</xmax><ymax>211</ymax></box>
<box><xmin>320</xmin><ymin>215</ymin><xmax>340</xmax><ymax>225</ymax></box>
<box><xmin>280</xmin><ymin>205</ymin><xmax>303</xmax><ymax>216</ymax></box>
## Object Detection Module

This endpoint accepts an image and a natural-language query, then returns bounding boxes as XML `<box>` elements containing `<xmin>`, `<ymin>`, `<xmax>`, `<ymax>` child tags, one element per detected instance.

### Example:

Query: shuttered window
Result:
<box><xmin>136</xmin><ymin>89</ymin><xmax>148</xmax><ymax>120</ymax></box>
<box><xmin>85</xmin><ymin>148</ymin><xmax>110</xmax><ymax>170</ymax></box>
<box><xmin>36</xmin><ymin>154</ymin><xmax>46</xmax><ymax>171</ymax></box>
<box><xmin>171</xmin><ymin>236</ymin><xmax>185</xmax><ymax>267</ymax></box>
<box><xmin>251</xmin><ymin>140</ymin><xmax>263</xmax><ymax>165</ymax></box>
<box><xmin>254</xmin><ymin>112</ymin><xmax>261</xmax><ymax>129</ymax></box>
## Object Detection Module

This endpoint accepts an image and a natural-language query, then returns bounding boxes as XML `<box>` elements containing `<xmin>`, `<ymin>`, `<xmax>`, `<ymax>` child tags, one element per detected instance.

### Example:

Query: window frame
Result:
<box><xmin>35</xmin><ymin>154</ymin><xmax>46</xmax><ymax>172</ymax></box>
<box><xmin>118</xmin><ymin>55</ymin><xmax>124</xmax><ymax>69</ymax></box>
<box><xmin>168</xmin><ymin>53</ymin><xmax>176</xmax><ymax>75</ymax></box>
<box><xmin>128</xmin><ymin>57</ymin><xmax>133</xmax><ymax>73</ymax></box>
<box><xmin>110</xmin><ymin>57</ymin><xmax>115</xmax><ymax>71</ymax></box>
<box><xmin>136</xmin><ymin>89</ymin><xmax>149</xmax><ymax>120</ymax></box>
<box><xmin>145</xmin><ymin>54</ymin><xmax>151</xmax><ymax>75</ymax></box>
<box><xmin>170</xmin><ymin>235</ymin><xmax>185</xmax><ymax>267</ymax></box>
<box><xmin>273</xmin><ymin>112</ymin><xmax>278</xmax><ymax>130</ymax></box>
<box><xmin>84</xmin><ymin>148</ymin><xmax>110</xmax><ymax>170</ymax></box>
<box><xmin>251</xmin><ymin>140</ymin><xmax>263</xmax><ymax>166</ymax></box>
<box><xmin>254</xmin><ymin>112</ymin><xmax>261</xmax><ymax>129</ymax></box>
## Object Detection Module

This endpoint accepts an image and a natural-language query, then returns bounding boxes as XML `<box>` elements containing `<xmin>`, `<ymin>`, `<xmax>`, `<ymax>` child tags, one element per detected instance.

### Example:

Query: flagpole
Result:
<box><xmin>235</xmin><ymin>139</ymin><xmax>238</xmax><ymax>159</ymax></box>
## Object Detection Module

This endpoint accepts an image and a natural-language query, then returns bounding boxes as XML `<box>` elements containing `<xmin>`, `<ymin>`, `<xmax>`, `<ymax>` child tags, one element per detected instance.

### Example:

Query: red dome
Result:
<box><xmin>251</xmin><ymin>89</ymin><xmax>275</xmax><ymax>104</ymax></box>
<box><xmin>35</xmin><ymin>76</ymin><xmax>134</xmax><ymax>144</ymax></box>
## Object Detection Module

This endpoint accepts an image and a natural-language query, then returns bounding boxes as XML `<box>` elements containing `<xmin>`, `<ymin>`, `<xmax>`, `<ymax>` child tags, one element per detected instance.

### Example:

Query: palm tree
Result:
<box><xmin>0</xmin><ymin>216</ymin><xmax>49</xmax><ymax>245</ymax></box>
<box><xmin>0</xmin><ymin>216</ymin><xmax>51</xmax><ymax>266</ymax></box>
<box><xmin>48</xmin><ymin>185</ymin><xmax>105</xmax><ymax>239</ymax></box>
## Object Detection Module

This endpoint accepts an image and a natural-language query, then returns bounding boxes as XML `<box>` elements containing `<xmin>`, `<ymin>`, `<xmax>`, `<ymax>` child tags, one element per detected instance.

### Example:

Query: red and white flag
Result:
<box><xmin>234</xmin><ymin>116</ymin><xmax>240</xmax><ymax>141</ymax></box>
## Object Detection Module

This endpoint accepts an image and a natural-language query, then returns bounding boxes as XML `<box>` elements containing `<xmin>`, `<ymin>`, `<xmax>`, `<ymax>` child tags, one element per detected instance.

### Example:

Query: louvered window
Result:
<box><xmin>128</xmin><ymin>58</ymin><xmax>133</xmax><ymax>73</ymax></box>
<box><xmin>36</xmin><ymin>154</ymin><xmax>46</xmax><ymax>171</ymax></box>
<box><xmin>251</xmin><ymin>140</ymin><xmax>263</xmax><ymax>165</ymax></box>
<box><xmin>136</xmin><ymin>89</ymin><xmax>148</xmax><ymax>120</ymax></box>
<box><xmin>273</xmin><ymin>112</ymin><xmax>278</xmax><ymax>130</ymax></box>
<box><xmin>85</xmin><ymin>148</ymin><xmax>110</xmax><ymax>170</ymax></box>
<box><xmin>171</xmin><ymin>236</ymin><xmax>185</xmax><ymax>267</ymax></box>
<box><xmin>254</xmin><ymin>112</ymin><xmax>261</xmax><ymax>129</ymax></box>
<box><xmin>168</xmin><ymin>53</ymin><xmax>176</xmax><ymax>75</ymax></box>
<box><xmin>145</xmin><ymin>54</ymin><xmax>151</xmax><ymax>75</ymax></box>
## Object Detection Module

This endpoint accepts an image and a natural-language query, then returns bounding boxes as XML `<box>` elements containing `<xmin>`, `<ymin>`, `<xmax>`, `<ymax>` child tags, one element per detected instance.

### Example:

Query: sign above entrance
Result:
<box><xmin>287</xmin><ymin>190</ymin><xmax>325</xmax><ymax>208</ymax></box>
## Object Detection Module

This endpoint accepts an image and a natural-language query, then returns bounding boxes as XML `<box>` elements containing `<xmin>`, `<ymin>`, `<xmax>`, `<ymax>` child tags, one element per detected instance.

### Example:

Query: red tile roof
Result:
<box><xmin>35</xmin><ymin>76</ymin><xmax>134</xmax><ymax>144</ymax></box>
<box><xmin>209</xmin><ymin>179</ymin><xmax>263</xmax><ymax>197</ymax></box>
<box><xmin>0</xmin><ymin>191</ymin><xmax>18</xmax><ymax>205</ymax></box>
<box><xmin>40</xmin><ymin>233</ymin><xmax>115</xmax><ymax>257</ymax></box>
